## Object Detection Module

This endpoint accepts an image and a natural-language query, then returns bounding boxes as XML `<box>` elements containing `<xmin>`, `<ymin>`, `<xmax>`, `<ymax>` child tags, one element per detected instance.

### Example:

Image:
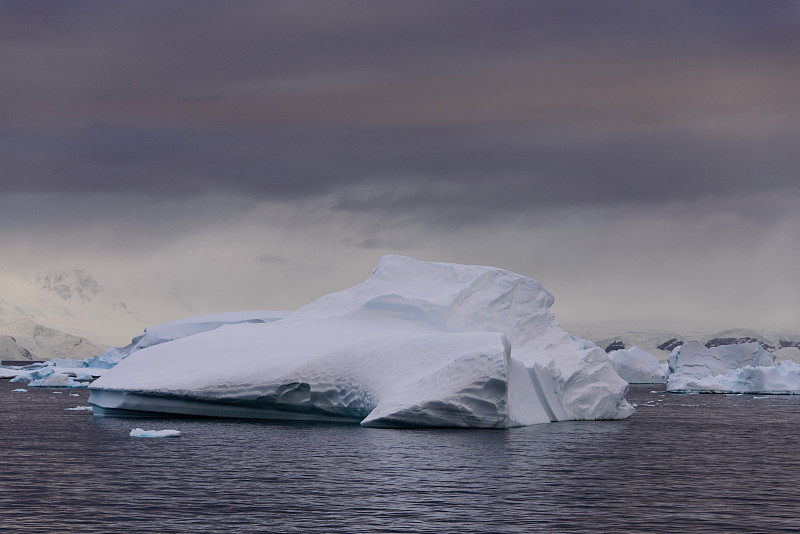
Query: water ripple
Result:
<box><xmin>1</xmin><ymin>382</ymin><xmax>799</xmax><ymax>532</ymax></box>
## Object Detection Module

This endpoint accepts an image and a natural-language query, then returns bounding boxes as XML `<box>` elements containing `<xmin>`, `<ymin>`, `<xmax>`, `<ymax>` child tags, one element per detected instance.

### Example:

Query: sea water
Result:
<box><xmin>1</xmin><ymin>380</ymin><xmax>798</xmax><ymax>533</ymax></box>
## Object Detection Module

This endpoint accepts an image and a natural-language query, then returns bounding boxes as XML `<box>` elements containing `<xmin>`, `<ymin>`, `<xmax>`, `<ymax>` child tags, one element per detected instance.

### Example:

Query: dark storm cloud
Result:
<box><xmin>2</xmin><ymin>0</ymin><xmax>799</xmax><ymax>216</ymax></box>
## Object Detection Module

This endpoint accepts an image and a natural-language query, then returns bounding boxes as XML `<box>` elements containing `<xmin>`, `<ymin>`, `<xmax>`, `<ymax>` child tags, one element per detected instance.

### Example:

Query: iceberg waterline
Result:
<box><xmin>90</xmin><ymin>256</ymin><xmax>633</xmax><ymax>428</ymax></box>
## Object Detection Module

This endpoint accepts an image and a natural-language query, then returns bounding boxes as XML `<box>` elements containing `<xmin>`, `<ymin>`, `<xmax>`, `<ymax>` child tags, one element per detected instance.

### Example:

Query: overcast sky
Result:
<box><xmin>1</xmin><ymin>0</ymin><xmax>799</xmax><ymax>337</ymax></box>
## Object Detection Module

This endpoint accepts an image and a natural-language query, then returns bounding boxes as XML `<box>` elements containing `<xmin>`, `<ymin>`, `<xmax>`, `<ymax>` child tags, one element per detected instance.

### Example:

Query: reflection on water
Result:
<box><xmin>1</xmin><ymin>381</ymin><xmax>798</xmax><ymax>533</ymax></box>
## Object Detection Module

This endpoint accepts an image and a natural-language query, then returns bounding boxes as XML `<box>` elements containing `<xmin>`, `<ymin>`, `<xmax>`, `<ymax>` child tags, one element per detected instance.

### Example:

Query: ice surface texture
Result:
<box><xmin>91</xmin><ymin>310</ymin><xmax>288</xmax><ymax>367</ymax></box>
<box><xmin>607</xmin><ymin>347</ymin><xmax>668</xmax><ymax>384</ymax></box>
<box><xmin>90</xmin><ymin>256</ymin><xmax>633</xmax><ymax>428</ymax></box>
<box><xmin>667</xmin><ymin>341</ymin><xmax>800</xmax><ymax>394</ymax></box>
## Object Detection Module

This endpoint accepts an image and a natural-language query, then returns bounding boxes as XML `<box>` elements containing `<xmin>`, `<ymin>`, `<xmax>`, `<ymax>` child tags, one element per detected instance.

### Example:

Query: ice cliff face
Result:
<box><xmin>90</xmin><ymin>256</ymin><xmax>633</xmax><ymax>428</ymax></box>
<box><xmin>667</xmin><ymin>341</ymin><xmax>800</xmax><ymax>394</ymax></box>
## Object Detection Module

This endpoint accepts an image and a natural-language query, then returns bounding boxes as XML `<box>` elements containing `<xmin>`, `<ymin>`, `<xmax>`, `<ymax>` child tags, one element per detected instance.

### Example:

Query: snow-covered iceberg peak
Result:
<box><xmin>295</xmin><ymin>255</ymin><xmax>556</xmax><ymax>341</ymax></box>
<box><xmin>90</xmin><ymin>256</ymin><xmax>632</xmax><ymax>427</ymax></box>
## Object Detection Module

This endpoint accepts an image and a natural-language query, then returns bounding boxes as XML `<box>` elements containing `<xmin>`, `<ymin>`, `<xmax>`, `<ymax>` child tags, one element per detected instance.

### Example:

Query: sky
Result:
<box><xmin>1</xmin><ymin>0</ymin><xmax>799</xmax><ymax>338</ymax></box>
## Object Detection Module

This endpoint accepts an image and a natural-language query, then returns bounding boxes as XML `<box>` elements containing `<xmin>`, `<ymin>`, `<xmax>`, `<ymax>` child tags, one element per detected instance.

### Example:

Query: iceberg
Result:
<box><xmin>9</xmin><ymin>367</ymin><xmax>55</xmax><ymax>383</ymax></box>
<box><xmin>607</xmin><ymin>346</ymin><xmax>668</xmax><ymax>384</ymax></box>
<box><xmin>667</xmin><ymin>341</ymin><xmax>800</xmax><ymax>394</ymax></box>
<box><xmin>90</xmin><ymin>256</ymin><xmax>633</xmax><ymax>428</ymax></box>
<box><xmin>130</xmin><ymin>428</ymin><xmax>181</xmax><ymax>438</ymax></box>
<box><xmin>29</xmin><ymin>373</ymin><xmax>89</xmax><ymax>388</ymax></box>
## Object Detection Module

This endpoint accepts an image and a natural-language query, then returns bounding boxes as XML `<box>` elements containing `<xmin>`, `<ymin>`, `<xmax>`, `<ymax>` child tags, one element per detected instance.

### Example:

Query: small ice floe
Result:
<box><xmin>130</xmin><ymin>428</ymin><xmax>181</xmax><ymax>438</ymax></box>
<box><xmin>753</xmin><ymin>396</ymin><xmax>769</xmax><ymax>399</ymax></box>
<box><xmin>32</xmin><ymin>374</ymin><xmax>89</xmax><ymax>389</ymax></box>
<box><xmin>65</xmin><ymin>406</ymin><xmax>93</xmax><ymax>411</ymax></box>
<box><xmin>11</xmin><ymin>388</ymin><xmax>27</xmax><ymax>393</ymax></box>
<box><xmin>69</xmin><ymin>393</ymin><xmax>80</xmax><ymax>397</ymax></box>
<box><xmin>52</xmin><ymin>391</ymin><xmax>63</xmax><ymax>394</ymax></box>
<box><xmin>679</xmin><ymin>404</ymin><xmax>699</xmax><ymax>407</ymax></box>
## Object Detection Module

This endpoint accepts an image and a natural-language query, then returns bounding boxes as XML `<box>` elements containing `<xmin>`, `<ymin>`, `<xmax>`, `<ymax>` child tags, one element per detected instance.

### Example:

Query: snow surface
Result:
<box><xmin>607</xmin><ymin>347</ymin><xmax>668</xmax><ymax>384</ymax></box>
<box><xmin>130</xmin><ymin>428</ymin><xmax>181</xmax><ymax>438</ymax></box>
<box><xmin>667</xmin><ymin>341</ymin><xmax>800</xmax><ymax>394</ymax></box>
<box><xmin>94</xmin><ymin>310</ymin><xmax>288</xmax><ymax>366</ymax></box>
<box><xmin>90</xmin><ymin>256</ymin><xmax>633</xmax><ymax>428</ymax></box>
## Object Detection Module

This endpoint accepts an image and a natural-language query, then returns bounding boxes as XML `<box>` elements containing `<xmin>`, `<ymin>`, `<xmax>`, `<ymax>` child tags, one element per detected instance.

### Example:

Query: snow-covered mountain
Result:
<box><xmin>0</xmin><ymin>268</ymin><xmax>154</xmax><ymax>361</ymax></box>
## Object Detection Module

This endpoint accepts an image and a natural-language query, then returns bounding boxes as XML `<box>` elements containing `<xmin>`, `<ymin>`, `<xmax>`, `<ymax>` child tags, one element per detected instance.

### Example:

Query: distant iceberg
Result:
<box><xmin>667</xmin><ymin>341</ymin><xmax>800</xmax><ymax>394</ymax></box>
<box><xmin>607</xmin><ymin>346</ymin><xmax>668</xmax><ymax>384</ymax></box>
<box><xmin>29</xmin><ymin>373</ymin><xmax>88</xmax><ymax>388</ymax></box>
<box><xmin>90</xmin><ymin>256</ymin><xmax>633</xmax><ymax>428</ymax></box>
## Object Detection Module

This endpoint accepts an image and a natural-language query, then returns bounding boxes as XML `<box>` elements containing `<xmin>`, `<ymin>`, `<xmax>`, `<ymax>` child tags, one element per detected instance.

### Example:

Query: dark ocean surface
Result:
<box><xmin>1</xmin><ymin>380</ymin><xmax>798</xmax><ymax>533</ymax></box>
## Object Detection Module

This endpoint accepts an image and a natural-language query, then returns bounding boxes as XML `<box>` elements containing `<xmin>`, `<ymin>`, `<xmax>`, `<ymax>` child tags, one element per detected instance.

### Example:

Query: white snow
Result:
<box><xmin>90</xmin><ymin>256</ymin><xmax>632</xmax><ymax>428</ymax></box>
<box><xmin>130</xmin><ymin>428</ymin><xmax>181</xmax><ymax>438</ymax></box>
<box><xmin>607</xmin><ymin>346</ymin><xmax>668</xmax><ymax>384</ymax></box>
<box><xmin>667</xmin><ymin>341</ymin><xmax>800</xmax><ymax>394</ymax></box>
<box><xmin>90</xmin><ymin>310</ymin><xmax>288</xmax><ymax>367</ymax></box>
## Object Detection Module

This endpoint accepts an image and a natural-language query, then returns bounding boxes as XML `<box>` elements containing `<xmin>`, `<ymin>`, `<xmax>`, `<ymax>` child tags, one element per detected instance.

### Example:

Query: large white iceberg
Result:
<box><xmin>90</xmin><ymin>256</ymin><xmax>633</xmax><ymax>428</ymax></box>
<box><xmin>667</xmin><ymin>341</ymin><xmax>800</xmax><ymax>394</ymax></box>
<box><xmin>607</xmin><ymin>346</ymin><xmax>668</xmax><ymax>384</ymax></box>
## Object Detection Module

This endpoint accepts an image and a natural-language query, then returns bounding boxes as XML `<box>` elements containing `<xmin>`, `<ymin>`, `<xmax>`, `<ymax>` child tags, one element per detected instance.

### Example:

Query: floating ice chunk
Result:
<box><xmin>130</xmin><ymin>428</ymin><xmax>181</xmax><ymax>438</ymax></box>
<box><xmin>91</xmin><ymin>256</ymin><xmax>633</xmax><ymax>428</ymax></box>
<box><xmin>30</xmin><ymin>373</ymin><xmax>89</xmax><ymax>388</ymax></box>
<box><xmin>11</xmin><ymin>388</ymin><xmax>27</xmax><ymax>392</ymax></box>
<box><xmin>89</xmin><ymin>310</ymin><xmax>289</xmax><ymax>368</ymax></box>
<box><xmin>667</xmin><ymin>341</ymin><xmax>800</xmax><ymax>394</ymax></box>
<box><xmin>9</xmin><ymin>367</ymin><xmax>54</xmax><ymax>384</ymax></box>
<box><xmin>668</xmin><ymin>341</ymin><xmax>774</xmax><ymax>377</ymax></box>
<box><xmin>607</xmin><ymin>346</ymin><xmax>667</xmax><ymax>384</ymax></box>
<box><xmin>65</xmin><ymin>406</ymin><xmax>93</xmax><ymax>411</ymax></box>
